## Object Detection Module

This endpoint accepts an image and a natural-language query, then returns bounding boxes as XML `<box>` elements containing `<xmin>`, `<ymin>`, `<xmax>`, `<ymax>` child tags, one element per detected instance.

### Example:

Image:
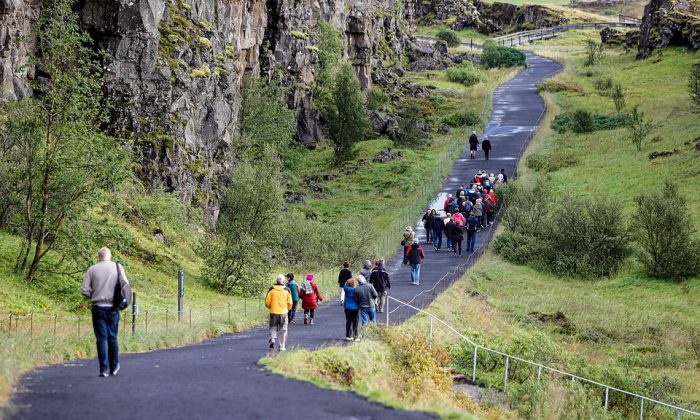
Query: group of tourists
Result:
<box><xmin>264</xmin><ymin>259</ymin><xmax>391</xmax><ymax>351</ymax></box>
<box><xmin>420</xmin><ymin>169</ymin><xmax>508</xmax><ymax>258</ymax></box>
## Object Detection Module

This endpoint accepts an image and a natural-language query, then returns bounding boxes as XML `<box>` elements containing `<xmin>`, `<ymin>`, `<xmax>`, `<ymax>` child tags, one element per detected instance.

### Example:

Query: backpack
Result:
<box><xmin>112</xmin><ymin>263</ymin><xmax>131</xmax><ymax>311</ymax></box>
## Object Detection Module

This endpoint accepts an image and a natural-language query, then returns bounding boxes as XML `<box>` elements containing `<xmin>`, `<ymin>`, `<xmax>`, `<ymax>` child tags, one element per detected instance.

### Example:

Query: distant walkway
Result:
<box><xmin>5</xmin><ymin>53</ymin><xmax>562</xmax><ymax>419</ymax></box>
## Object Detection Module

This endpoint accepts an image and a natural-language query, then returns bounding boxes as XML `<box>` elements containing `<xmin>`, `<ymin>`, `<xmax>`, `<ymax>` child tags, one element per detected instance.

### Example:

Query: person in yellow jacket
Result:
<box><xmin>265</xmin><ymin>274</ymin><xmax>293</xmax><ymax>351</ymax></box>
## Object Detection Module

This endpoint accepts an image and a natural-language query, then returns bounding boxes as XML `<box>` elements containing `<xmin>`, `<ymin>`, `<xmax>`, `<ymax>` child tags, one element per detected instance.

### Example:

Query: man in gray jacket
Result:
<box><xmin>81</xmin><ymin>247</ymin><xmax>129</xmax><ymax>377</ymax></box>
<box><xmin>355</xmin><ymin>275</ymin><xmax>378</xmax><ymax>326</ymax></box>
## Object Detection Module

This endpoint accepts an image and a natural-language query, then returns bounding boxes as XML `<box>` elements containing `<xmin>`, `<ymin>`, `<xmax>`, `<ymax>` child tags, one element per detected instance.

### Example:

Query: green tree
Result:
<box><xmin>626</xmin><ymin>106</ymin><xmax>655</xmax><ymax>151</ymax></box>
<box><xmin>689</xmin><ymin>63</ymin><xmax>700</xmax><ymax>112</ymax></box>
<box><xmin>199</xmin><ymin>146</ymin><xmax>284</xmax><ymax>296</ymax></box>
<box><xmin>236</xmin><ymin>76</ymin><xmax>296</xmax><ymax>159</ymax></box>
<box><xmin>327</xmin><ymin>64</ymin><xmax>369</xmax><ymax>165</ymax></box>
<box><xmin>632</xmin><ymin>181</ymin><xmax>700</xmax><ymax>279</ymax></box>
<box><xmin>314</xmin><ymin>20</ymin><xmax>343</xmax><ymax>111</ymax></box>
<box><xmin>0</xmin><ymin>0</ymin><xmax>129</xmax><ymax>282</ymax></box>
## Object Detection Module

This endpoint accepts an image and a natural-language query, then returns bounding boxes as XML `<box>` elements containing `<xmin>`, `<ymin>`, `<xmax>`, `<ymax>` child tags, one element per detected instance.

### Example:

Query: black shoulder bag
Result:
<box><xmin>112</xmin><ymin>262</ymin><xmax>131</xmax><ymax>311</ymax></box>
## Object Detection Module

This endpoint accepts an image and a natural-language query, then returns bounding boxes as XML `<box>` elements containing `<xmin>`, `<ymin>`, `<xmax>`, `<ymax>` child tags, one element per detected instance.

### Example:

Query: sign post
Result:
<box><xmin>178</xmin><ymin>269</ymin><xmax>185</xmax><ymax>322</ymax></box>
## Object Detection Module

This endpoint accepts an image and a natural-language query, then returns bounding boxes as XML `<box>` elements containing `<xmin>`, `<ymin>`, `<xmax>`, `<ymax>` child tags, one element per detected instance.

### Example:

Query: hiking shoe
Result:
<box><xmin>269</xmin><ymin>339</ymin><xmax>275</xmax><ymax>349</ymax></box>
<box><xmin>354</xmin><ymin>337</ymin><xmax>362</xmax><ymax>342</ymax></box>
<box><xmin>310</xmin><ymin>319</ymin><xmax>315</xmax><ymax>325</ymax></box>
<box><xmin>303</xmin><ymin>317</ymin><xmax>308</xmax><ymax>325</ymax></box>
<box><xmin>99</xmin><ymin>372</ymin><xmax>109</xmax><ymax>378</ymax></box>
<box><xmin>346</xmin><ymin>337</ymin><xmax>353</xmax><ymax>341</ymax></box>
<box><xmin>111</xmin><ymin>364</ymin><xmax>120</xmax><ymax>376</ymax></box>
<box><xmin>280</xmin><ymin>347</ymin><xmax>286</xmax><ymax>351</ymax></box>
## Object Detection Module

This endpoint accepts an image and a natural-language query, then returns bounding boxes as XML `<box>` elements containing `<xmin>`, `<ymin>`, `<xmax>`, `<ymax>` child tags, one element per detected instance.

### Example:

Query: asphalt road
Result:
<box><xmin>4</xmin><ymin>52</ymin><xmax>561</xmax><ymax>420</ymax></box>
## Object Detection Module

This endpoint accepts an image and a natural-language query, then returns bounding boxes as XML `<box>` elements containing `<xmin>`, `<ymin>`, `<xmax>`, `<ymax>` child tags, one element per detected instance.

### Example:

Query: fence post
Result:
<box><xmin>145</xmin><ymin>311</ymin><xmax>149</xmax><ymax>332</ymax></box>
<box><xmin>7</xmin><ymin>313</ymin><xmax>10</xmax><ymax>332</ymax></box>
<box><xmin>428</xmin><ymin>317</ymin><xmax>433</xmax><ymax>350</ymax></box>
<box><xmin>537</xmin><ymin>366</ymin><xmax>542</xmax><ymax>383</ymax></box>
<box><xmin>78</xmin><ymin>317</ymin><xmax>81</xmax><ymax>336</ymax></box>
<box><xmin>228</xmin><ymin>303</ymin><xmax>231</xmax><ymax>324</ymax></box>
<box><xmin>131</xmin><ymin>291</ymin><xmax>137</xmax><ymax>335</ymax></box>
<box><xmin>165</xmin><ymin>309</ymin><xmax>169</xmax><ymax>330</ymax></box>
<box><xmin>189</xmin><ymin>309</ymin><xmax>192</xmax><ymax>328</ymax></box>
<box><xmin>504</xmin><ymin>356</ymin><xmax>509</xmax><ymax>391</ymax></box>
<box><xmin>30</xmin><ymin>312</ymin><xmax>33</xmax><ymax>338</ymax></box>
<box><xmin>604</xmin><ymin>387</ymin><xmax>609</xmax><ymax>410</ymax></box>
<box><xmin>472</xmin><ymin>345</ymin><xmax>478</xmax><ymax>382</ymax></box>
<box><xmin>178</xmin><ymin>269</ymin><xmax>185</xmax><ymax>322</ymax></box>
<box><xmin>244</xmin><ymin>298</ymin><xmax>247</xmax><ymax>317</ymax></box>
<box><xmin>386</xmin><ymin>297</ymin><xmax>390</xmax><ymax>326</ymax></box>
<box><xmin>640</xmin><ymin>399</ymin><xmax>644</xmax><ymax>420</ymax></box>
<box><xmin>53</xmin><ymin>314</ymin><xmax>57</xmax><ymax>337</ymax></box>
<box><xmin>209</xmin><ymin>304</ymin><xmax>213</xmax><ymax>323</ymax></box>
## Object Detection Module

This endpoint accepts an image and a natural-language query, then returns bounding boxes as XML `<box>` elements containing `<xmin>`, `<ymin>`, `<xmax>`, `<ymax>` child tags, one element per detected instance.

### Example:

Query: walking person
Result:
<box><xmin>369</xmin><ymin>259</ymin><xmax>391</xmax><ymax>313</ymax></box>
<box><xmin>430</xmin><ymin>210</ymin><xmax>444</xmax><ymax>251</ymax></box>
<box><xmin>467</xmin><ymin>215</ymin><xmax>479</xmax><ymax>252</ymax></box>
<box><xmin>285</xmin><ymin>273</ymin><xmax>300</xmax><ymax>324</ymax></box>
<box><xmin>482</xmin><ymin>136</ymin><xmax>492</xmax><ymax>160</ymax></box>
<box><xmin>300</xmin><ymin>273</ymin><xmax>324</xmax><ymax>325</ymax></box>
<box><xmin>444</xmin><ymin>213</ymin><xmax>453</xmax><ymax>251</ymax></box>
<box><xmin>405</xmin><ymin>239</ymin><xmax>425</xmax><ymax>285</ymax></box>
<box><xmin>338</xmin><ymin>262</ymin><xmax>352</xmax><ymax>303</ymax></box>
<box><xmin>342</xmin><ymin>278</ymin><xmax>360</xmax><ymax>341</ymax></box>
<box><xmin>402</xmin><ymin>227</ymin><xmax>415</xmax><ymax>264</ymax></box>
<box><xmin>81</xmin><ymin>247</ymin><xmax>130</xmax><ymax>377</ymax></box>
<box><xmin>359</xmin><ymin>260</ymin><xmax>373</xmax><ymax>283</ymax></box>
<box><xmin>421</xmin><ymin>208</ymin><xmax>432</xmax><ymax>243</ymax></box>
<box><xmin>448</xmin><ymin>220</ymin><xmax>464</xmax><ymax>256</ymax></box>
<box><xmin>355</xmin><ymin>275</ymin><xmax>378</xmax><ymax>327</ymax></box>
<box><xmin>266</xmin><ymin>275</ymin><xmax>292</xmax><ymax>351</ymax></box>
<box><xmin>469</xmin><ymin>131</ymin><xmax>479</xmax><ymax>159</ymax></box>
<box><xmin>471</xmin><ymin>198</ymin><xmax>484</xmax><ymax>231</ymax></box>
<box><xmin>500</xmin><ymin>169</ymin><xmax>509</xmax><ymax>184</ymax></box>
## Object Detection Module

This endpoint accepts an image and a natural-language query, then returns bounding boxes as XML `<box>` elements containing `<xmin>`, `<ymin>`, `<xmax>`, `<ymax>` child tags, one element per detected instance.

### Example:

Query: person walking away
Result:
<box><xmin>402</xmin><ymin>227</ymin><xmax>415</xmax><ymax>264</ymax></box>
<box><xmin>467</xmin><ymin>215</ymin><xmax>479</xmax><ymax>252</ymax></box>
<box><xmin>444</xmin><ymin>213</ymin><xmax>453</xmax><ymax>250</ymax></box>
<box><xmin>443</xmin><ymin>194</ymin><xmax>453</xmax><ymax>213</ymax></box>
<box><xmin>500</xmin><ymin>169</ymin><xmax>508</xmax><ymax>184</ymax></box>
<box><xmin>469</xmin><ymin>131</ymin><xmax>479</xmax><ymax>159</ymax></box>
<box><xmin>471</xmin><ymin>199</ymin><xmax>484</xmax><ymax>231</ymax></box>
<box><xmin>285</xmin><ymin>273</ymin><xmax>300</xmax><ymax>324</ymax></box>
<box><xmin>488</xmin><ymin>173</ymin><xmax>496</xmax><ymax>186</ymax></box>
<box><xmin>494</xmin><ymin>173</ymin><xmax>504</xmax><ymax>188</ymax></box>
<box><xmin>421</xmin><ymin>208</ymin><xmax>432</xmax><ymax>243</ymax></box>
<box><xmin>484</xmin><ymin>189</ymin><xmax>497</xmax><ymax>226</ymax></box>
<box><xmin>338</xmin><ymin>262</ymin><xmax>352</xmax><ymax>303</ymax></box>
<box><xmin>81</xmin><ymin>247</ymin><xmax>130</xmax><ymax>377</ymax></box>
<box><xmin>355</xmin><ymin>275</ymin><xmax>378</xmax><ymax>329</ymax></box>
<box><xmin>482</xmin><ymin>136</ymin><xmax>492</xmax><ymax>160</ymax></box>
<box><xmin>430</xmin><ymin>210</ymin><xmax>444</xmax><ymax>251</ymax></box>
<box><xmin>342</xmin><ymin>278</ymin><xmax>360</xmax><ymax>341</ymax></box>
<box><xmin>405</xmin><ymin>239</ymin><xmax>425</xmax><ymax>285</ymax></box>
<box><xmin>300</xmin><ymin>273</ymin><xmax>324</xmax><ymax>325</ymax></box>
<box><xmin>467</xmin><ymin>184</ymin><xmax>479</xmax><ymax>204</ymax></box>
<box><xmin>359</xmin><ymin>260</ymin><xmax>373</xmax><ymax>283</ymax></box>
<box><xmin>452</xmin><ymin>210</ymin><xmax>466</xmax><ymax>227</ymax></box>
<box><xmin>369</xmin><ymin>259</ymin><xmax>391</xmax><ymax>313</ymax></box>
<box><xmin>266</xmin><ymin>275</ymin><xmax>292</xmax><ymax>351</ymax></box>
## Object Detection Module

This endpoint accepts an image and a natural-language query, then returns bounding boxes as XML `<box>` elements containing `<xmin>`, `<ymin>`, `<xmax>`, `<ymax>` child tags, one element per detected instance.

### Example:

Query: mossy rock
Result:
<box><xmin>214</xmin><ymin>54</ymin><xmax>224</xmax><ymax>62</ymax></box>
<box><xmin>190</xmin><ymin>64</ymin><xmax>211</xmax><ymax>78</ymax></box>
<box><xmin>199</xmin><ymin>20</ymin><xmax>214</xmax><ymax>30</ymax></box>
<box><xmin>290</xmin><ymin>30</ymin><xmax>308</xmax><ymax>40</ymax></box>
<box><xmin>305</xmin><ymin>45</ymin><xmax>320</xmax><ymax>52</ymax></box>
<box><xmin>198</xmin><ymin>37</ymin><xmax>213</xmax><ymax>49</ymax></box>
<box><xmin>225</xmin><ymin>45</ymin><xmax>235</xmax><ymax>58</ymax></box>
<box><xmin>214</xmin><ymin>67</ymin><xmax>227</xmax><ymax>77</ymax></box>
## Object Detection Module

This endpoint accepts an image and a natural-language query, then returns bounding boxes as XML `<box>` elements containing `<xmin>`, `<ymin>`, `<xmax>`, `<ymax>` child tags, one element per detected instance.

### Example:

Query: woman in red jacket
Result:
<box><xmin>299</xmin><ymin>273</ymin><xmax>324</xmax><ymax>325</ymax></box>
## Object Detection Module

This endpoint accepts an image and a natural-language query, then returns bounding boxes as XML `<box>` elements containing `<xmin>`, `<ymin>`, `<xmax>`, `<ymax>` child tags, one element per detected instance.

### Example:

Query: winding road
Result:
<box><xmin>4</xmin><ymin>52</ymin><xmax>561</xmax><ymax>419</ymax></box>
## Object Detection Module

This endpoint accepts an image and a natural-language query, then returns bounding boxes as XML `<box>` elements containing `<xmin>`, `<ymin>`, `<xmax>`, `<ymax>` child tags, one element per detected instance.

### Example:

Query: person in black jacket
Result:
<box><xmin>338</xmin><ymin>262</ymin><xmax>352</xmax><ymax>302</ymax></box>
<box><xmin>405</xmin><ymin>239</ymin><xmax>425</xmax><ymax>285</ymax></box>
<box><xmin>421</xmin><ymin>208</ymin><xmax>432</xmax><ymax>243</ymax></box>
<box><xmin>369</xmin><ymin>259</ymin><xmax>391</xmax><ymax>313</ymax></box>
<box><xmin>482</xmin><ymin>136</ymin><xmax>492</xmax><ymax>160</ymax></box>
<box><xmin>448</xmin><ymin>221</ymin><xmax>464</xmax><ymax>256</ymax></box>
<box><xmin>469</xmin><ymin>131</ymin><xmax>479</xmax><ymax>159</ymax></box>
<box><xmin>430</xmin><ymin>211</ymin><xmax>444</xmax><ymax>251</ymax></box>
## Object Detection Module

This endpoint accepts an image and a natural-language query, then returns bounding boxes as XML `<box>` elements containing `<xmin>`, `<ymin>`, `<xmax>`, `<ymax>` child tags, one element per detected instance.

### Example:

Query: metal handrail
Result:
<box><xmin>386</xmin><ymin>295</ymin><xmax>700</xmax><ymax>418</ymax></box>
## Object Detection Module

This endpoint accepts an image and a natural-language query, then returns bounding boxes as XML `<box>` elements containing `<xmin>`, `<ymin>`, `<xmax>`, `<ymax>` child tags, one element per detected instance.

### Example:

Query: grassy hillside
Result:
<box><xmin>264</xmin><ymin>34</ymin><xmax>700</xmax><ymax>418</ymax></box>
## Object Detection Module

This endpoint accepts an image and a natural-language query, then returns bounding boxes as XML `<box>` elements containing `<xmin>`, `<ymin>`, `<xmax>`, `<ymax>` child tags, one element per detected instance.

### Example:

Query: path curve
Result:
<box><xmin>4</xmin><ymin>52</ymin><xmax>561</xmax><ymax>420</ymax></box>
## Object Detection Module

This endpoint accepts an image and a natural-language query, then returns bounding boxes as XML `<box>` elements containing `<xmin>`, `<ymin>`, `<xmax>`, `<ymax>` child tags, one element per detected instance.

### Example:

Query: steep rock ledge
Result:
<box><xmin>637</xmin><ymin>0</ymin><xmax>700</xmax><ymax>57</ymax></box>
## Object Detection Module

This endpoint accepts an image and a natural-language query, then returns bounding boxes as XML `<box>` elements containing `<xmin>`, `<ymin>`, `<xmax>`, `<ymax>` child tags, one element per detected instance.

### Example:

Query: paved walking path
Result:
<box><xmin>5</xmin><ymin>52</ymin><xmax>561</xmax><ymax>420</ymax></box>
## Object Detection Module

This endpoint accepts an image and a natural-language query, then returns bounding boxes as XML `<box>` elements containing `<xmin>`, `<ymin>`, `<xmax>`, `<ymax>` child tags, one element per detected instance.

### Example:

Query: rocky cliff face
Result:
<box><xmin>638</xmin><ymin>0</ymin><xmax>700</xmax><ymax>57</ymax></box>
<box><xmin>415</xmin><ymin>0</ymin><xmax>567</xmax><ymax>34</ymax></box>
<box><xmin>0</xmin><ymin>0</ymin><xmax>414</xmax><ymax>216</ymax></box>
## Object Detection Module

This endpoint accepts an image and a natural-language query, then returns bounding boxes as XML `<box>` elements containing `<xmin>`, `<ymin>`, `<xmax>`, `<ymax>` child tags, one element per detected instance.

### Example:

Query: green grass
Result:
<box><xmin>415</xmin><ymin>25</ymin><xmax>493</xmax><ymax>45</ymax></box>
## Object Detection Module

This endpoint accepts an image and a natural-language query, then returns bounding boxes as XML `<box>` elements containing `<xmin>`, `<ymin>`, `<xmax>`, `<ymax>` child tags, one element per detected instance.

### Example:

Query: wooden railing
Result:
<box><xmin>493</xmin><ymin>21</ymin><xmax>640</xmax><ymax>46</ymax></box>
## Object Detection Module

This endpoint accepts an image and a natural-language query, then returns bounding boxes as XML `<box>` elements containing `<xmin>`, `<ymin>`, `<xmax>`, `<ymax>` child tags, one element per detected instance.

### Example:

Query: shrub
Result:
<box><xmin>551</xmin><ymin>111</ymin><xmax>630</xmax><ymax>133</ymax></box>
<box><xmin>611</xmin><ymin>83</ymin><xmax>625</xmax><ymax>113</ymax></box>
<box><xmin>632</xmin><ymin>181</ymin><xmax>700</xmax><ymax>279</ymax></box>
<box><xmin>492</xmin><ymin>231</ymin><xmax>543</xmax><ymax>265</ymax></box>
<box><xmin>626</xmin><ymin>106</ymin><xmax>655</xmax><ymax>151</ymax></box>
<box><xmin>445</xmin><ymin>63</ymin><xmax>483</xmax><ymax>86</ymax></box>
<box><xmin>584</xmin><ymin>40</ymin><xmax>604</xmax><ymax>66</ymax></box>
<box><xmin>525</xmin><ymin>148</ymin><xmax>578</xmax><ymax>173</ymax></box>
<box><xmin>571</xmin><ymin>109</ymin><xmax>595</xmax><ymax>133</ymax></box>
<box><xmin>539</xmin><ymin>198</ymin><xmax>628</xmax><ymax>277</ymax></box>
<box><xmin>440</xmin><ymin>108</ymin><xmax>481</xmax><ymax>127</ymax></box>
<box><xmin>482</xmin><ymin>45</ymin><xmax>526</xmax><ymax>68</ymax></box>
<box><xmin>366</xmin><ymin>87</ymin><xmax>390</xmax><ymax>111</ymax></box>
<box><xmin>435</xmin><ymin>28</ymin><xmax>461</xmax><ymax>47</ymax></box>
<box><xmin>536</xmin><ymin>79</ymin><xmax>584</xmax><ymax>94</ymax></box>
<box><xmin>592</xmin><ymin>77</ymin><xmax>613</xmax><ymax>92</ymax></box>
<box><xmin>496</xmin><ymin>181</ymin><xmax>553</xmax><ymax>236</ymax></box>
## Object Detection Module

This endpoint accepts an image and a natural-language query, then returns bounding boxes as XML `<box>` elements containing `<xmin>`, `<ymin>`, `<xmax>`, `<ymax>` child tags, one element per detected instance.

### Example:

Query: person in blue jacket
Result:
<box><xmin>342</xmin><ymin>278</ymin><xmax>360</xmax><ymax>341</ymax></box>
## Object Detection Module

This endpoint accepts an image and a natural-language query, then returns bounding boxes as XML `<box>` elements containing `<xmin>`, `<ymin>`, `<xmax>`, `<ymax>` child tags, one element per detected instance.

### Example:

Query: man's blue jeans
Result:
<box><xmin>432</xmin><ymin>229</ymin><xmax>442</xmax><ymax>249</ymax></box>
<box><xmin>467</xmin><ymin>231</ymin><xmax>477</xmax><ymax>252</ymax></box>
<box><xmin>91</xmin><ymin>306</ymin><xmax>120</xmax><ymax>374</ymax></box>
<box><xmin>360</xmin><ymin>308</ymin><xmax>376</xmax><ymax>325</ymax></box>
<box><xmin>446</xmin><ymin>236</ymin><xmax>452</xmax><ymax>250</ymax></box>
<box><xmin>410</xmin><ymin>263</ymin><xmax>421</xmax><ymax>285</ymax></box>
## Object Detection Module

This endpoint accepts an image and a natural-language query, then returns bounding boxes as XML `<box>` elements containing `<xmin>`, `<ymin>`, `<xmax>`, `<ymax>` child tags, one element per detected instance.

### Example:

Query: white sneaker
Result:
<box><xmin>99</xmin><ymin>372</ymin><xmax>109</xmax><ymax>378</ymax></box>
<box><xmin>280</xmin><ymin>347</ymin><xmax>286</xmax><ymax>351</ymax></box>
<box><xmin>345</xmin><ymin>337</ymin><xmax>353</xmax><ymax>341</ymax></box>
<box><xmin>111</xmin><ymin>363</ymin><xmax>120</xmax><ymax>376</ymax></box>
